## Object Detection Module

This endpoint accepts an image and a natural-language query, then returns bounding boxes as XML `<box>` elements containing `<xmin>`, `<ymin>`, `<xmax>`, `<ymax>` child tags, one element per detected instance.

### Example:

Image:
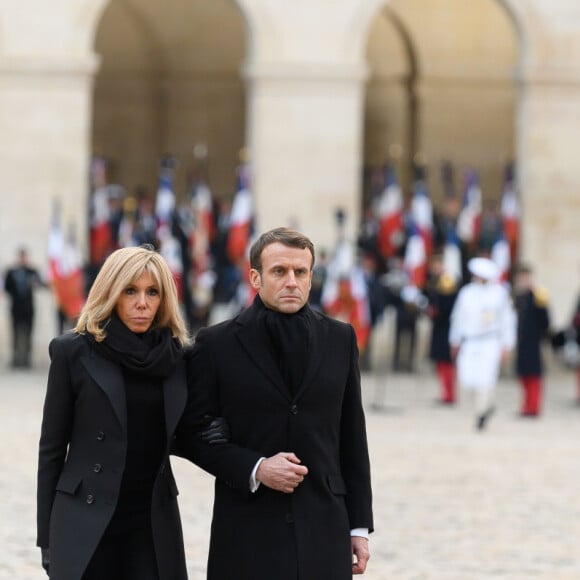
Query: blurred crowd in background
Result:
<box><xmin>3</xmin><ymin>152</ymin><xmax>580</xmax><ymax>419</ymax></box>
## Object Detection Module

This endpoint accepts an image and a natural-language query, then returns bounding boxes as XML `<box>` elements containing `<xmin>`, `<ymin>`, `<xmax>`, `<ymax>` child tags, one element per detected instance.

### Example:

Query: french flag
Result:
<box><xmin>321</xmin><ymin>242</ymin><xmax>371</xmax><ymax>353</ymax></box>
<box><xmin>404</xmin><ymin>223</ymin><xmax>428</xmax><ymax>288</ymax></box>
<box><xmin>411</xmin><ymin>179</ymin><xmax>434</xmax><ymax>257</ymax></box>
<box><xmin>443</xmin><ymin>224</ymin><xmax>462</xmax><ymax>282</ymax></box>
<box><xmin>48</xmin><ymin>201</ymin><xmax>85</xmax><ymax>321</ymax></box>
<box><xmin>226</xmin><ymin>162</ymin><xmax>253</xmax><ymax>264</ymax></box>
<box><xmin>456</xmin><ymin>169</ymin><xmax>482</xmax><ymax>244</ymax></box>
<box><xmin>500</xmin><ymin>165</ymin><xmax>520</xmax><ymax>261</ymax></box>
<box><xmin>154</xmin><ymin>160</ymin><xmax>183</xmax><ymax>298</ymax></box>
<box><xmin>155</xmin><ymin>170</ymin><xmax>176</xmax><ymax>242</ymax></box>
<box><xmin>89</xmin><ymin>157</ymin><xmax>112</xmax><ymax>265</ymax></box>
<box><xmin>491</xmin><ymin>230</ymin><xmax>511</xmax><ymax>283</ymax></box>
<box><xmin>190</xmin><ymin>179</ymin><xmax>215</xmax><ymax>275</ymax></box>
<box><xmin>376</xmin><ymin>166</ymin><xmax>404</xmax><ymax>259</ymax></box>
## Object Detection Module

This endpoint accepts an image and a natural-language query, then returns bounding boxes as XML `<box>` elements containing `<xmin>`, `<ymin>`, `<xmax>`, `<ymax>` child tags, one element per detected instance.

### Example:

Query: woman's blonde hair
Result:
<box><xmin>75</xmin><ymin>246</ymin><xmax>190</xmax><ymax>345</ymax></box>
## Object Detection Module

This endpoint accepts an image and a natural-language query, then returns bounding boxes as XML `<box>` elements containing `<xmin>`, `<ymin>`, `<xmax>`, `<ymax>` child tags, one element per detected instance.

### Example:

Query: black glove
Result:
<box><xmin>199</xmin><ymin>416</ymin><xmax>230</xmax><ymax>445</ymax></box>
<box><xmin>41</xmin><ymin>548</ymin><xmax>50</xmax><ymax>575</ymax></box>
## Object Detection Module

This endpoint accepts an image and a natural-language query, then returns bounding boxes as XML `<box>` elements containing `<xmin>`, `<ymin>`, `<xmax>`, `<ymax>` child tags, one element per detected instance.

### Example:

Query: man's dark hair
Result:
<box><xmin>250</xmin><ymin>227</ymin><xmax>315</xmax><ymax>272</ymax></box>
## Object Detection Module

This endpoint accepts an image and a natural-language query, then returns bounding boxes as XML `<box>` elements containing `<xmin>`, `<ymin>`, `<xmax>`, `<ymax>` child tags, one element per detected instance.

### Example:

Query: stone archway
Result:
<box><xmin>92</xmin><ymin>0</ymin><xmax>249</xmax><ymax>201</ymax></box>
<box><xmin>363</xmin><ymin>0</ymin><xmax>522</xmax><ymax>206</ymax></box>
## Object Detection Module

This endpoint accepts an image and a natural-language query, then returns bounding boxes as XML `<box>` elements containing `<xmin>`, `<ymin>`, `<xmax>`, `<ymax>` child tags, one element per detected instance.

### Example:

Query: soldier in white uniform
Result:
<box><xmin>449</xmin><ymin>257</ymin><xmax>516</xmax><ymax>429</ymax></box>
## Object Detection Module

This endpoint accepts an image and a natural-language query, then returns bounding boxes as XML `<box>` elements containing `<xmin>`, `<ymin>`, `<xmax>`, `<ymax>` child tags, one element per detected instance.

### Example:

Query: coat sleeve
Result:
<box><xmin>36</xmin><ymin>338</ymin><xmax>75</xmax><ymax>548</ymax></box>
<box><xmin>339</xmin><ymin>325</ymin><xmax>374</xmax><ymax>533</ymax></box>
<box><xmin>174</xmin><ymin>328</ymin><xmax>263</xmax><ymax>493</ymax></box>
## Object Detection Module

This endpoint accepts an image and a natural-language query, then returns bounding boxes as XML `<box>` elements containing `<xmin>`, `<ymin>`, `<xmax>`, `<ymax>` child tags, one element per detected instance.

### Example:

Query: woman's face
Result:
<box><xmin>115</xmin><ymin>270</ymin><xmax>161</xmax><ymax>333</ymax></box>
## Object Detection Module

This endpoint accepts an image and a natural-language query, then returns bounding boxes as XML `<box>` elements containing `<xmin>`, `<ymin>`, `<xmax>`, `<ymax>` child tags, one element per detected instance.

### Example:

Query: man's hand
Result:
<box><xmin>351</xmin><ymin>536</ymin><xmax>370</xmax><ymax>575</ymax></box>
<box><xmin>256</xmin><ymin>452</ymin><xmax>308</xmax><ymax>493</ymax></box>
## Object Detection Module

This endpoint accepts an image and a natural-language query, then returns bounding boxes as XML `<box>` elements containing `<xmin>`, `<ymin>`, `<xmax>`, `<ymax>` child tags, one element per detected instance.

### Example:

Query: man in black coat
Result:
<box><xmin>187</xmin><ymin>227</ymin><xmax>374</xmax><ymax>579</ymax></box>
<box><xmin>4</xmin><ymin>247</ymin><xmax>43</xmax><ymax>368</ymax></box>
<box><xmin>513</xmin><ymin>264</ymin><xmax>550</xmax><ymax>416</ymax></box>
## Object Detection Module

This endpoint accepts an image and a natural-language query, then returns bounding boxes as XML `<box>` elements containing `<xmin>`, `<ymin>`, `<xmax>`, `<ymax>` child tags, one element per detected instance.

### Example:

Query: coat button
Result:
<box><xmin>96</xmin><ymin>431</ymin><xmax>105</xmax><ymax>441</ymax></box>
<box><xmin>86</xmin><ymin>494</ymin><xmax>95</xmax><ymax>504</ymax></box>
<box><xmin>285</xmin><ymin>513</ymin><xmax>294</xmax><ymax>524</ymax></box>
<box><xmin>93</xmin><ymin>463</ymin><xmax>102</xmax><ymax>473</ymax></box>
<box><xmin>290</xmin><ymin>404</ymin><xmax>298</xmax><ymax>415</ymax></box>
<box><xmin>159</xmin><ymin>463</ymin><xmax>166</xmax><ymax>474</ymax></box>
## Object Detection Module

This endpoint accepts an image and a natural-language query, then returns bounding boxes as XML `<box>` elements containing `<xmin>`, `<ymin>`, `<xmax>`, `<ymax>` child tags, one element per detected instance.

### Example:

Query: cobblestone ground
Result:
<box><xmin>2</xmin><ymin>364</ymin><xmax>580</xmax><ymax>580</ymax></box>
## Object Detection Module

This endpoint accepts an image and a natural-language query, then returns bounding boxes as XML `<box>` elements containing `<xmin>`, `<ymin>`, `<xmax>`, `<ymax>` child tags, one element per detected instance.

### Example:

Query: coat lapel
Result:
<box><xmin>80</xmin><ymin>352</ymin><xmax>127</xmax><ymax>432</ymax></box>
<box><xmin>163</xmin><ymin>362</ymin><xmax>187</xmax><ymax>442</ymax></box>
<box><xmin>235</xmin><ymin>304</ymin><xmax>291</xmax><ymax>401</ymax></box>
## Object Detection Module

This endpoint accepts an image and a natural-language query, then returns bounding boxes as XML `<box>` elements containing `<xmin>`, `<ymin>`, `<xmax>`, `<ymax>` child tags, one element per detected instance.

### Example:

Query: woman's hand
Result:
<box><xmin>41</xmin><ymin>548</ymin><xmax>50</xmax><ymax>575</ymax></box>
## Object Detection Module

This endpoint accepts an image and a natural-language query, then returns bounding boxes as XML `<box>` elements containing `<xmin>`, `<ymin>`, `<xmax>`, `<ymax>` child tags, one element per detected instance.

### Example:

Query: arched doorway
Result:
<box><xmin>92</xmin><ymin>0</ymin><xmax>248</xmax><ymax>201</ymax></box>
<box><xmin>364</xmin><ymin>0</ymin><xmax>520</xmax><ymax>206</ymax></box>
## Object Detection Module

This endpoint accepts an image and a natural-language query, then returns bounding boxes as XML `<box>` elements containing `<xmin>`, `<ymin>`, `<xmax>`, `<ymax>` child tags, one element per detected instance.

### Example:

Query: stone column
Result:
<box><xmin>244</xmin><ymin>61</ymin><xmax>368</xmax><ymax>252</ymax></box>
<box><xmin>517</xmin><ymin>67</ymin><xmax>580</xmax><ymax>326</ymax></box>
<box><xmin>0</xmin><ymin>54</ymin><xmax>99</xmax><ymax>366</ymax></box>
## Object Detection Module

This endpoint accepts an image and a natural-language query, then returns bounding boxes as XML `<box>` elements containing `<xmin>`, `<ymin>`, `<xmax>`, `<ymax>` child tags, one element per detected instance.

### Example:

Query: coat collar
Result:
<box><xmin>235</xmin><ymin>302</ymin><xmax>328</xmax><ymax>402</ymax></box>
<box><xmin>80</xmin><ymin>347</ymin><xmax>187</xmax><ymax>441</ymax></box>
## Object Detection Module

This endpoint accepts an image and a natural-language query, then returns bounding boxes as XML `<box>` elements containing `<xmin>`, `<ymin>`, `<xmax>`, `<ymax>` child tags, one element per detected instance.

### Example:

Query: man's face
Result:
<box><xmin>250</xmin><ymin>242</ymin><xmax>313</xmax><ymax>313</ymax></box>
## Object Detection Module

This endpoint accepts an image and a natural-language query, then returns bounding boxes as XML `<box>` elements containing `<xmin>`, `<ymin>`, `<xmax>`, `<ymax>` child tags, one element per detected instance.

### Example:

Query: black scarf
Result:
<box><xmin>89</xmin><ymin>313</ymin><xmax>182</xmax><ymax>379</ymax></box>
<box><xmin>255</xmin><ymin>295</ymin><xmax>311</xmax><ymax>397</ymax></box>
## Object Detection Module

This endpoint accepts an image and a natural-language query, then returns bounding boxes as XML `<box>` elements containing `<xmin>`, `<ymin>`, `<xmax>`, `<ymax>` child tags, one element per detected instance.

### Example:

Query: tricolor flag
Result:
<box><xmin>457</xmin><ymin>169</ymin><xmax>482</xmax><ymax>245</ymax></box>
<box><xmin>155</xmin><ymin>160</ymin><xmax>177</xmax><ymax>242</ymax></box>
<box><xmin>321</xmin><ymin>240</ymin><xmax>371</xmax><ymax>353</ymax></box>
<box><xmin>154</xmin><ymin>157</ymin><xmax>183</xmax><ymax>297</ymax></box>
<box><xmin>190</xmin><ymin>178</ymin><xmax>215</xmax><ymax>275</ymax></box>
<box><xmin>376</xmin><ymin>166</ymin><xmax>404</xmax><ymax>259</ymax></box>
<box><xmin>491</xmin><ymin>230</ymin><xmax>511</xmax><ymax>283</ymax></box>
<box><xmin>48</xmin><ymin>201</ymin><xmax>85</xmax><ymax>321</ymax></box>
<box><xmin>443</xmin><ymin>224</ymin><xmax>462</xmax><ymax>282</ymax></box>
<box><xmin>500</xmin><ymin>164</ymin><xmax>520</xmax><ymax>261</ymax></box>
<box><xmin>89</xmin><ymin>156</ymin><xmax>113</xmax><ymax>265</ymax></box>
<box><xmin>226</xmin><ymin>161</ymin><xmax>253</xmax><ymax>264</ymax></box>
<box><xmin>404</xmin><ymin>223</ymin><xmax>428</xmax><ymax>288</ymax></box>
<box><xmin>411</xmin><ymin>179</ymin><xmax>434</xmax><ymax>257</ymax></box>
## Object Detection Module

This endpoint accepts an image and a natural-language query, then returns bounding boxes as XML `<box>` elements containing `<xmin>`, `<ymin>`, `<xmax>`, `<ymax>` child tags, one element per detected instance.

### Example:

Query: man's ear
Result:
<box><xmin>249</xmin><ymin>269</ymin><xmax>261</xmax><ymax>290</ymax></box>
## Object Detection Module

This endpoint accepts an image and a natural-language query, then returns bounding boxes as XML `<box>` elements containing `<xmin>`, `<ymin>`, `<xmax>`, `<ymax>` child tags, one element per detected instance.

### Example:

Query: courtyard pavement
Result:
<box><xmin>2</xmin><ymin>363</ymin><xmax>580</xmax><ymax>580</ymax></box>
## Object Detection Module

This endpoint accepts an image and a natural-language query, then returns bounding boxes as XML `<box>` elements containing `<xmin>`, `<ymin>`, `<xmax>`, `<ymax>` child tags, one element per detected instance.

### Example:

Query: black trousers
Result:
<box><xmin>82</xmin><ymin>524</ymin><xmax>159</xmax><ymax>580</ymax></box>
<box><xmin>11</xmin><ymin>316</ymin><xmax>32</xmax><ymax>367</ymax></box>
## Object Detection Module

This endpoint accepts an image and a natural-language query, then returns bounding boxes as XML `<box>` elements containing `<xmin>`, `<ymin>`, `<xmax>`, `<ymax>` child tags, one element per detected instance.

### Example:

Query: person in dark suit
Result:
<box><xmin>36</xmin><ymin>245</ymin><xmax>224</xmax><ymax>580</ymax></box>
<box><xmin>4</xmin><ymin>247</ymin><xmax>43</xmax><ymax>368</ymax></box>
<box><xmin>186</xmin><ymin>227</ymin><xmax>374</xmax><ymax>579</ymax></box>
<box><xmin>513</xmin><ymin>264</ymin><xmax>550</xmax><ymax>416</ymax></box>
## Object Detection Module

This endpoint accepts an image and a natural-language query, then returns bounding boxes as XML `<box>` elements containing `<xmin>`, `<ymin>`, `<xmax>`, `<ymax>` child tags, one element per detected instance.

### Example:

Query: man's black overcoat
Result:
<box><xmin>187</xmin><ymin>302</ymin><xmax>374</xmax><ymax>580</ymax></box>
<box><xmin>36</xmin><ymin>333</ymin><xmax>190</xmax><ymax>580</ymax></box>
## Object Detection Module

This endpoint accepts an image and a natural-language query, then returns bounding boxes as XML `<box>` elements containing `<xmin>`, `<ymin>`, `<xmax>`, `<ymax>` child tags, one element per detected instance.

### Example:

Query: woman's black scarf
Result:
<box><xmin>255</xmin><ymin>294</ymin><xmax>311</xmax><ymax>396</ymax></box>
<box><xmin>89</xmin><ymin>312</ymin><xmax>182</xmax><ymax>379</ymax></box>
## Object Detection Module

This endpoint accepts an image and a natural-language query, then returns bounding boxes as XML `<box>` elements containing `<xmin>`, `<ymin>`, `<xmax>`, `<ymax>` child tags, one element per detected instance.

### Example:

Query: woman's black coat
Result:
<box><xmin>37</xmin><ymin>333</ymin><xmax>190</xmax><ymax>580</ymax></box>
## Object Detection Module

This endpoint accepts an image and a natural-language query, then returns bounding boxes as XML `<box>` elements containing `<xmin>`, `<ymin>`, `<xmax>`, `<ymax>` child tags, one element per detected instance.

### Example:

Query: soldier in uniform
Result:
<box><xmin>425</xmin><ymin>256</ymin><xmax>459</xmax><ymax>404</ymax></box>
<box><xmin>449</xmin><ymin>257</ymin><xmax>516</xmax><ymax>430</ymax></box>
<box><xmin>513</xmin><ymin>264</ymin><xmax>550</xmax><ymax>416</ymax></box>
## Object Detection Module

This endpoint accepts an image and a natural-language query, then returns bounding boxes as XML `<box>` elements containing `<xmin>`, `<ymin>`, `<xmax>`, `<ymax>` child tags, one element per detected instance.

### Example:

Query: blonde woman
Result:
<box><xmin>36</xmin><ymin>245</ymin><xmax>219</xmax><ymax>580</ymax></box>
